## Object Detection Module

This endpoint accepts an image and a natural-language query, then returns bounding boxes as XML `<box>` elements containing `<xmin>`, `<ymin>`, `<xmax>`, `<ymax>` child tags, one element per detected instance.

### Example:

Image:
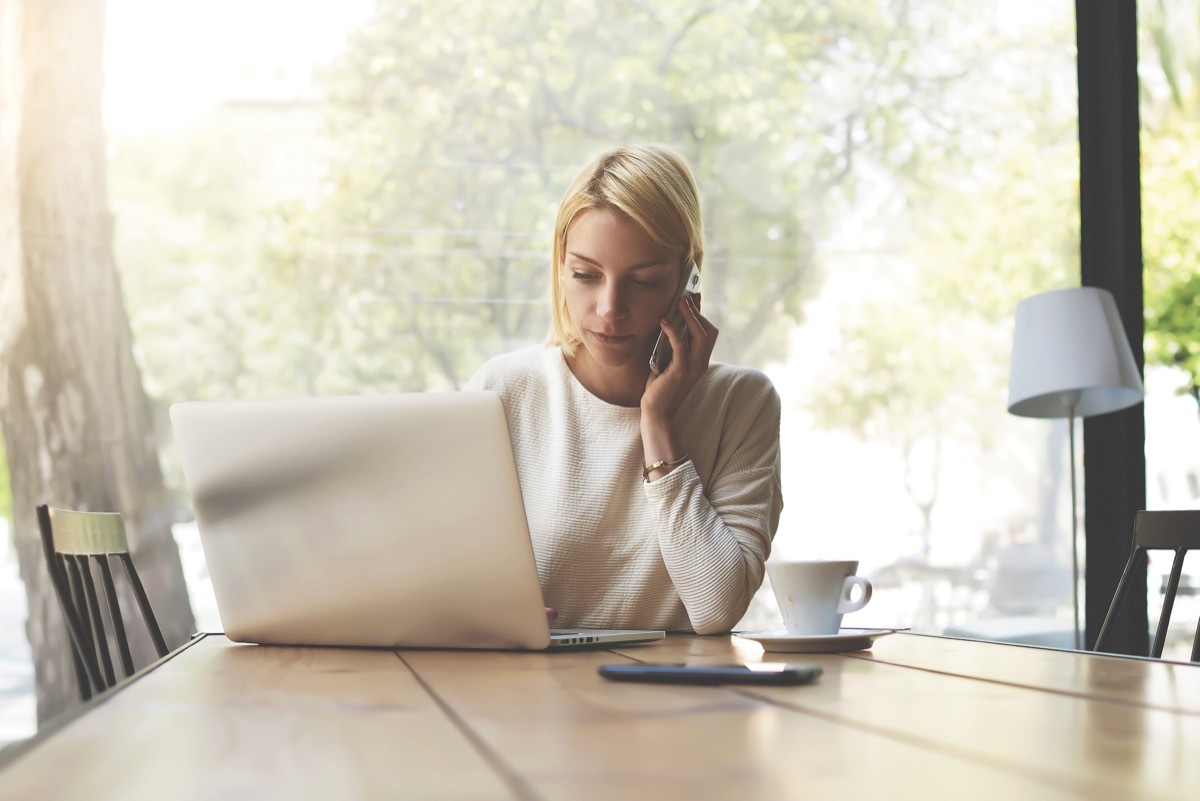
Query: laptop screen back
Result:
<box><xmin>170</xmin><ymin>392</ymin><xmax>553</xmax><ymax>649</ymax></box>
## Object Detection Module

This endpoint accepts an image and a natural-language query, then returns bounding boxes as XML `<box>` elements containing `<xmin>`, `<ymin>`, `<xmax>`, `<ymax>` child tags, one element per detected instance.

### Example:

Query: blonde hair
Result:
<box><xmin>547</xmin><ymin>144</ymin><xmax>705</xmax><ymax>353</ymax></box>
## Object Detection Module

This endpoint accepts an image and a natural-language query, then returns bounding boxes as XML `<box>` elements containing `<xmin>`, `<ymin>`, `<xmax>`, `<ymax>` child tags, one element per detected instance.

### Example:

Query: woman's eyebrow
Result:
<box><xmin>566</xmin><ymin>251</ymin><xmax>602</xmax><ymax>267</ymax></box>
<box><xmin>566</xmin><ymin>251</ymin><xmax>667</xmax><ymax>270</ymax></box>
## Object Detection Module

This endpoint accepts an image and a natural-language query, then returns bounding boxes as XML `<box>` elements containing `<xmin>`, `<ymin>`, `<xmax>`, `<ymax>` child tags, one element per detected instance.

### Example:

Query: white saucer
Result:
<box><xmin>735</xmin><ymin>628</ymin><xmax>898</xmax><ymax>653</ymax></box>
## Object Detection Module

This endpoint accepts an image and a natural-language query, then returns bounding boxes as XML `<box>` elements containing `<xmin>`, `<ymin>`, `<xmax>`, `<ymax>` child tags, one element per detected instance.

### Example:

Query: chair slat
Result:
<box><xmin>75</xmin><ymin>555</ymin><xmax>118</xmax><ymax>687</ymax></box>
<box><xmin>98</xmin><ymin>556</ymin><xmax>136</xmax><ymax>678</ymax></box>
<box><xmin>39</xmin><ymin>504</ymin><xmax>103</xmax><ymax>697</ymax></box>
<box><xmin>63</xmin><ymin>556</ymin><xmax>107</xmax><ymax>687</ymax></box>
<box><xmin>119</xmin><ymin>554</ymin><xmax>169</xmax><ymax>657</ymax></box>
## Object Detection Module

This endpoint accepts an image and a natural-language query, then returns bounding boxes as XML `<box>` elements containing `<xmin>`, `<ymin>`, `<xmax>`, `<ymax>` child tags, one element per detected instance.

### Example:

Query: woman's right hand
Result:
<box><xmin>546</xmin><ymin>607</ymin><xmax>558</xmax><ymax>625</ymax></box>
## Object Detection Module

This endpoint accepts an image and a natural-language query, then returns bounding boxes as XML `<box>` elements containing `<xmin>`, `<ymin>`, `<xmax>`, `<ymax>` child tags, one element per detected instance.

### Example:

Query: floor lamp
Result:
<box><xmin>1007</xmin><ymin>287</ymin><xmax>1143</xmax><ymax>650</ymax></box>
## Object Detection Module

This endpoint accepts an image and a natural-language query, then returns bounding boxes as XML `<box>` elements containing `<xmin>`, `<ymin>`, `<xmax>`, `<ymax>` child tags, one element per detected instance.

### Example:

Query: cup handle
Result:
<box><xmin>837</xmin><ymin>576</ymin><xmax>872</xmax><ymax>614</ymax></box>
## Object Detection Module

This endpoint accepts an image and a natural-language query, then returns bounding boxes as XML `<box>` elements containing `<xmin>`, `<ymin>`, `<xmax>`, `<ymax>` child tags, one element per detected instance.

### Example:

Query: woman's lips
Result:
<box><xmin>590</xmin><ymin>330</ymin><xmax>632</xmax><ymax>345</ymax></box>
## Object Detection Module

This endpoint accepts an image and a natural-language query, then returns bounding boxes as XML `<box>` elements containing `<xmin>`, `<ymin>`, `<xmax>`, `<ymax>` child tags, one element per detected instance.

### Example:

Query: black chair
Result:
<box><xmin>1095</xmin><ymin>510</ymin><xmax>1200</xmax><ymax>661</ymax></box>
<box><xmin>37</xmin><ymin>504</ymin><xmax>169</xmax><ymax>700</ymax></box>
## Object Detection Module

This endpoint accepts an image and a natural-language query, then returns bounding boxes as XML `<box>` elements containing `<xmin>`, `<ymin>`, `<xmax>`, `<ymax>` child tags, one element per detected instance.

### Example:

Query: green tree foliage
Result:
<box><xmin>112</xmin><ymin>107</ymin><xmax>327</xmax><ymax>402</ymax></box>
<box><xmin>114</xmin><ymin>1</ymin><xmax>1079</xmax><ymax>412</ymax></box>
<box><xmin>808</xmin><ymin>6</ymin><xmax>1078</xmax><ymax>437</ymax></box>
<box><xmin>803</xmin><ymin>3</ymin><xmax>1078</xmax><ymax>553</ymax></box>
<box><xmin>106</xmin><ymin>4</ymin><xmax>1086</xmax><ymax>564</ymax></box>
<box><xmin>1139</xmin><ymin>0</ymin><xmax>1200</xmax><ymax>407</ymax></box>
<box><xmin>1142</xmin><ymin>121</ymin><xmax>1200</xmax><ymax>407</ymax></box>
<box><xmin>252</xmin><ymin>0</ymin><xmax>1000</xmax><ymax>392</ymax></box>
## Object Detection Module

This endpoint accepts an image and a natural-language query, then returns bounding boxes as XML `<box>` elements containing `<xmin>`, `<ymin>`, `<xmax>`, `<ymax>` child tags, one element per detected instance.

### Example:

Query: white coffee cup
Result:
<box><xmin>767</xmin><ymin>560</ymin><xmax>873</xmax><ymax>635</ymax></box>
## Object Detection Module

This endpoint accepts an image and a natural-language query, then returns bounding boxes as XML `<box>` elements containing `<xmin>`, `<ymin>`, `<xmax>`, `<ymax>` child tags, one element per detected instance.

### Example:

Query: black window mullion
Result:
<box><xmin>1076</xmin><ymin>0</ymin><xmax>1148</xmax><ymax>655</ymax></box>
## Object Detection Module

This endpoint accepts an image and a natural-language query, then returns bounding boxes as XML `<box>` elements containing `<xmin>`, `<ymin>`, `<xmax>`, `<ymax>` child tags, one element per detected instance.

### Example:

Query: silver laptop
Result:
<box><xmin>169</xmin><ymin>392</ymin><xmax>664</xmax><ymax>650</ymax></box>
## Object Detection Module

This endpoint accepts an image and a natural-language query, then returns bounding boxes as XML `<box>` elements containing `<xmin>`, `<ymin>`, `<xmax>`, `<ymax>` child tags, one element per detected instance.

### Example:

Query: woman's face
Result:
<box><xmin>561</xmin><ymin>208</ymin><xmax>680</xmax><ymax>375</ymax></box>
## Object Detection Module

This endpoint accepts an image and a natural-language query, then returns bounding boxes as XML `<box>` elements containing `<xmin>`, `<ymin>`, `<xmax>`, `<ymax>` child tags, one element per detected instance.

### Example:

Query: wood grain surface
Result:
<box><xmin>1</xmin><ymin>633</ymin><xmax>1196</xmax><ymax>801</ymax></box>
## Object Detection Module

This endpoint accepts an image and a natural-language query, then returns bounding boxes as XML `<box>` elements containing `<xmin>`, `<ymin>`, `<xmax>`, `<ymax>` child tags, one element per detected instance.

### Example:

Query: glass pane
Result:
<box><xmin>0</xmin><ymin>4</ymin><xmax>1093</xmax><ymax>746</ymax></box>
<box><xmin>740</xmin><ymin>3</ymin><xmax>1082</xmax><ymax>644</ymax></box>
<box><xmin>1138</xmin><ymin>0</ymin><xmax>1200</xmax><ymax>661</ymax></box>
<box><xmin>105</xmin><ymin>2</ymin><xmax>1081</xmax><ymax>643</ymax></box>
<box><xmin>2</xmin><ymin>0</ymin><xmax>1099</xmax><ymax>751</ymax></box>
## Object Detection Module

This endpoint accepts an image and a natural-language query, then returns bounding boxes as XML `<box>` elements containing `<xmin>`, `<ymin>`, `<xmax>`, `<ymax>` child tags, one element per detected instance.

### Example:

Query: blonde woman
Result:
<box><xmin>467</xmin><ymin>144</ymin><xmax>782</xmax><ymax>634</ymax></box>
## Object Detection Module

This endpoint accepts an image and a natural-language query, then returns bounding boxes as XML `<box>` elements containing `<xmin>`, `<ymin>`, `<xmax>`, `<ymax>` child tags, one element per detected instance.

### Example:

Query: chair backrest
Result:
<box><xmin>1095</xmin><ymin>509</ymin><xmax>1200</xmax><ymax>661</ymax></box>
<box><xmin>36</xmin><ymin>504</ymin><xmax>170</xmax><ymax>700</ymax></box>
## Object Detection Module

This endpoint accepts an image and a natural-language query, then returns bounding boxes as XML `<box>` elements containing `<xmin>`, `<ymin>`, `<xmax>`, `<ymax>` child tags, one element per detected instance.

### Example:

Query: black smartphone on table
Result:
<box><xmin>648</xmin><ymin>261</ymin><xmax>702</xmax><ymax>375</ymax></box>
<box><xmin>598</xmin><ymin>663</ymin><xmax>822</xmax><ymax>686</ymax></box>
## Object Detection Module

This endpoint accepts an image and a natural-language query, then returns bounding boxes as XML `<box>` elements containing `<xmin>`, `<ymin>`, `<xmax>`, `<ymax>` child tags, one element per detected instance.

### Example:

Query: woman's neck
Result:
<box><xmin>562</xmin><ymin>348</ymin><xmax>647</xmax><ymax>408</ymax></box>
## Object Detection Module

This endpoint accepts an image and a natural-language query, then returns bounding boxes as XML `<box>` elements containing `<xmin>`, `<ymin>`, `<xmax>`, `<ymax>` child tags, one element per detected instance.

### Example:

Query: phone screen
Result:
<box><xmin>648</xmin><ymin>261</ymin><xmax>702</xmax><ymax>375</ymax></box>
<box><xmin>598</xmin><ymin>663</ymin><xmax>822</xmax><ymax>686</ymax></box>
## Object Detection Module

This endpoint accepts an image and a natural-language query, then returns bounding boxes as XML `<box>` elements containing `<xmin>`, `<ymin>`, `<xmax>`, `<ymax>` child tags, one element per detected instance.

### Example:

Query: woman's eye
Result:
<box><xmin>633</xmin><ymin>280</ymin><xmax>661</xmax><ymax>289</ymax></box>
<box><xmin>571</xmin><ymin>271</ymin><xmax>598</xmax><ymax>282</ymax></box>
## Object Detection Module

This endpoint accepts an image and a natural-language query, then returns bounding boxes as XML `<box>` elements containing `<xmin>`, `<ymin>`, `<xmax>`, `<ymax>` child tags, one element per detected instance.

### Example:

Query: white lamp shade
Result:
<box><xmin>1007</xmin><ymin>286</ymin><xmax>1144</xmax><ymax>419</ymax></box>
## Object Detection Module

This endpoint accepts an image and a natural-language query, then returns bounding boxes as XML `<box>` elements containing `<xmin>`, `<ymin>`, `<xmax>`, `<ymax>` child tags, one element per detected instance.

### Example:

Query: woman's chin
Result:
<box><xmin>579</xmin><ymin>340</ymin><xmax>651</xmax><ymax>374</ymax></box>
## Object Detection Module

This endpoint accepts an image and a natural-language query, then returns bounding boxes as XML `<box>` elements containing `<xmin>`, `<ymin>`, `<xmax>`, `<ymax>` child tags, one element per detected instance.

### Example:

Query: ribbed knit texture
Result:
<box><xmin>466</xmin><ymin>346</ymin><xmax>782</xmax><ymax>634</ymax></box>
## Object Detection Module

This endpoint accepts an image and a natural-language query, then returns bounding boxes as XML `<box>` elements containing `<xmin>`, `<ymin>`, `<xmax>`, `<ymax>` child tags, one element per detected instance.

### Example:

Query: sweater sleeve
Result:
<box><xmin>642</xmin><ymin>373</ymin><xmax>782</xmax><ymax>634</ymax></box>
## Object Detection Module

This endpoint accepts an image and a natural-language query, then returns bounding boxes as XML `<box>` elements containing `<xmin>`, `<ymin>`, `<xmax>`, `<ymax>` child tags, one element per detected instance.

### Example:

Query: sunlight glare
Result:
<box><xmin>103</xmin><ymin>0</ymin><xmax>373</xmax><ymax>132</ymax></box>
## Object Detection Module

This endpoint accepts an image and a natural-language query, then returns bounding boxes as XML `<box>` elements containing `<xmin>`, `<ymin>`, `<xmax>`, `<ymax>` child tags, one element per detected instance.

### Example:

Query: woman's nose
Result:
<box><xmin>597</xmin><ymin>282</ymin><xmax>626</xmax><ymax>320</ymax></box>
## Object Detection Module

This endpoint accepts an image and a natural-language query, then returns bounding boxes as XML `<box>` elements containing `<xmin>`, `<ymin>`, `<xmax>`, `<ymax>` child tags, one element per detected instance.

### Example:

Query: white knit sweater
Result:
<box><xmin>466</xmin><ymin>346</ymin><xmax>782</xmax><ymax>634</ymax></box>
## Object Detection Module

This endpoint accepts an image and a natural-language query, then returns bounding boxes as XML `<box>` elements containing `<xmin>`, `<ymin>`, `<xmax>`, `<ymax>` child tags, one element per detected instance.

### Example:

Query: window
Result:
<box><xmin>0</xmin><ymin>0</ymin><xmax>1103</xmax><ymax>745</ymax></box>
<box><xmin>107</xmin><ymin>1</ymin><xmax>1083</xmax><ymax>637</ymax></box>
<box><xmin>1137</xmin><ymin>0</ymin><xmax>1200</xmax><ymax>661</ymax></box>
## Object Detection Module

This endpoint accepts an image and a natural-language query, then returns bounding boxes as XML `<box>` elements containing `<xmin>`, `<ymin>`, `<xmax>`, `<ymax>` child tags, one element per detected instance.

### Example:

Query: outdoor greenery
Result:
<box><xmin>1143</xmin><ymin>120</ymin><xmax>1200</xmax><ymax>408</ymax></box>
<box><xmin>6</xmin><ymin>0</ymin><xmax>1198</xmax><ymax>733</ymax></box>
<box><xmin>119</xmin><ymin>0</ymin><xmax>1059</xmax><ymax>405</ymax></box>
<box><xmin>101</xmin><ymin>1</ymin><xmax>1198</xmax><ymax>588</ymax></box>
<box><xmin>1140</xmin><ymin>0</ymin><xmax>1200</xmax><ymax>409</ymax></box>
<box><xmin>112</xmin><ymin>1</ymin><xmax>1200</xmax><ymax>429</ymax></box>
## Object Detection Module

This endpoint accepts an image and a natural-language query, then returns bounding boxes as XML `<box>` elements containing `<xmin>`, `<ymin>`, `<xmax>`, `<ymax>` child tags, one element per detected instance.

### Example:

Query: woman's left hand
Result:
<box><xmin>642</xmin><ymin>293</ymin><xmax>717</xmax><ymax>426</ymax></box>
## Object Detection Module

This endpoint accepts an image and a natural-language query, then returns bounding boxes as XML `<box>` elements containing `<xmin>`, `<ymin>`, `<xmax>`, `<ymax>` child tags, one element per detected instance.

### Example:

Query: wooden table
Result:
<box><xmin>1</xmin><ymin>632</ymin><xmax>1196</xmax><ymax>800</ymax></box>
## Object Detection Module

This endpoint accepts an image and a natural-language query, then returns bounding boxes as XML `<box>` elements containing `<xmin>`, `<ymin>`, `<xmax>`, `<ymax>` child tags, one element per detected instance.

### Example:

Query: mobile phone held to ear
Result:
<box><xmin>598</xmin><ymin>663</ymin><xmax>822</xmax><ymax>686</ymax></box>
<box><xmin>648</xmin><ymin>261</ymin><xmax>702</xmax><ymax>375</ymax></box>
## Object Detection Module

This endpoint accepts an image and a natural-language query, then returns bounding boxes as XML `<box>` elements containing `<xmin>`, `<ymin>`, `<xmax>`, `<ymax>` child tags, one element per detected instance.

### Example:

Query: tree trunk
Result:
<box><xmin>0</xmin><ymin>0</ymin><xmax>195</xmax><ymax>725</ymax></box>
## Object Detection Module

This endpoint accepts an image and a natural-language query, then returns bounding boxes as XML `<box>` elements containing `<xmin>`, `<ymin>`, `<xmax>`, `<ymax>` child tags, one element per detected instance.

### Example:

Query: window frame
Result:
<box><xmin>1078</xmin><ymin>0</ymin><xmax>1148</xmax><ymax>655</ymax></box>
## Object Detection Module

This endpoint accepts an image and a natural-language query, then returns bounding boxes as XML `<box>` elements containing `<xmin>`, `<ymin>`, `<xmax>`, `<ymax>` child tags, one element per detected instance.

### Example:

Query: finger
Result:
<box><xmin>680</xmin><ymin>296</ymin><xmax>709</xmax><ymax>350</ymax></box>
<box><xmin>660</xmin><ymin>312</ymin><xmax>701</xmax><ymax>377</ymax></box>
<box><xmin>657</xmin><ymin>314</ymin><xmax>686</xmax><ymax>364</ymax></box>
<box><xmin>658</xmin><ymin>313</ymin><xmax>701</xmax><ymax>378</ymax></box>
<box><xmin>687</xmin><ymin>295</ymin><xmax>718</xmax><ymax>339</ymax></box>
<box><xmin>683</xmin><ymin>295</ymin><xmax>704</xmax><ymax>332</ymax></box>
<box><xmin>681</xmin><ymin>296</ymin><xmax>718</xmax><ymax>364</ymax></box>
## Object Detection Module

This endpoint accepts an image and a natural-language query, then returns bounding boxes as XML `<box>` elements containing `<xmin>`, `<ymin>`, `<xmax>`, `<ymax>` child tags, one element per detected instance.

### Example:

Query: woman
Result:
<box><xmin>467</xmin><ymin>144</ymin><xmax>782</xmax><ymax>634</ymax></box>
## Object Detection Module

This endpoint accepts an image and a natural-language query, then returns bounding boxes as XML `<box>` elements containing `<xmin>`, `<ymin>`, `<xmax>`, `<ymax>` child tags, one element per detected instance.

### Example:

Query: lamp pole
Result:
<box><xmin>1066</xmin><ymin>396</ymin><xmax>1081</xmax><ymax>651</ymax></box>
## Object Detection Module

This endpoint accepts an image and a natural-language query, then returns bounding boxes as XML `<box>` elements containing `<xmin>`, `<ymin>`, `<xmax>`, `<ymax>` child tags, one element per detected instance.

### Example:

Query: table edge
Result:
<box><xmin>0</xmin><ymin>631</ymin><xmax>211</xmax><ymax>770</ymax></box>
